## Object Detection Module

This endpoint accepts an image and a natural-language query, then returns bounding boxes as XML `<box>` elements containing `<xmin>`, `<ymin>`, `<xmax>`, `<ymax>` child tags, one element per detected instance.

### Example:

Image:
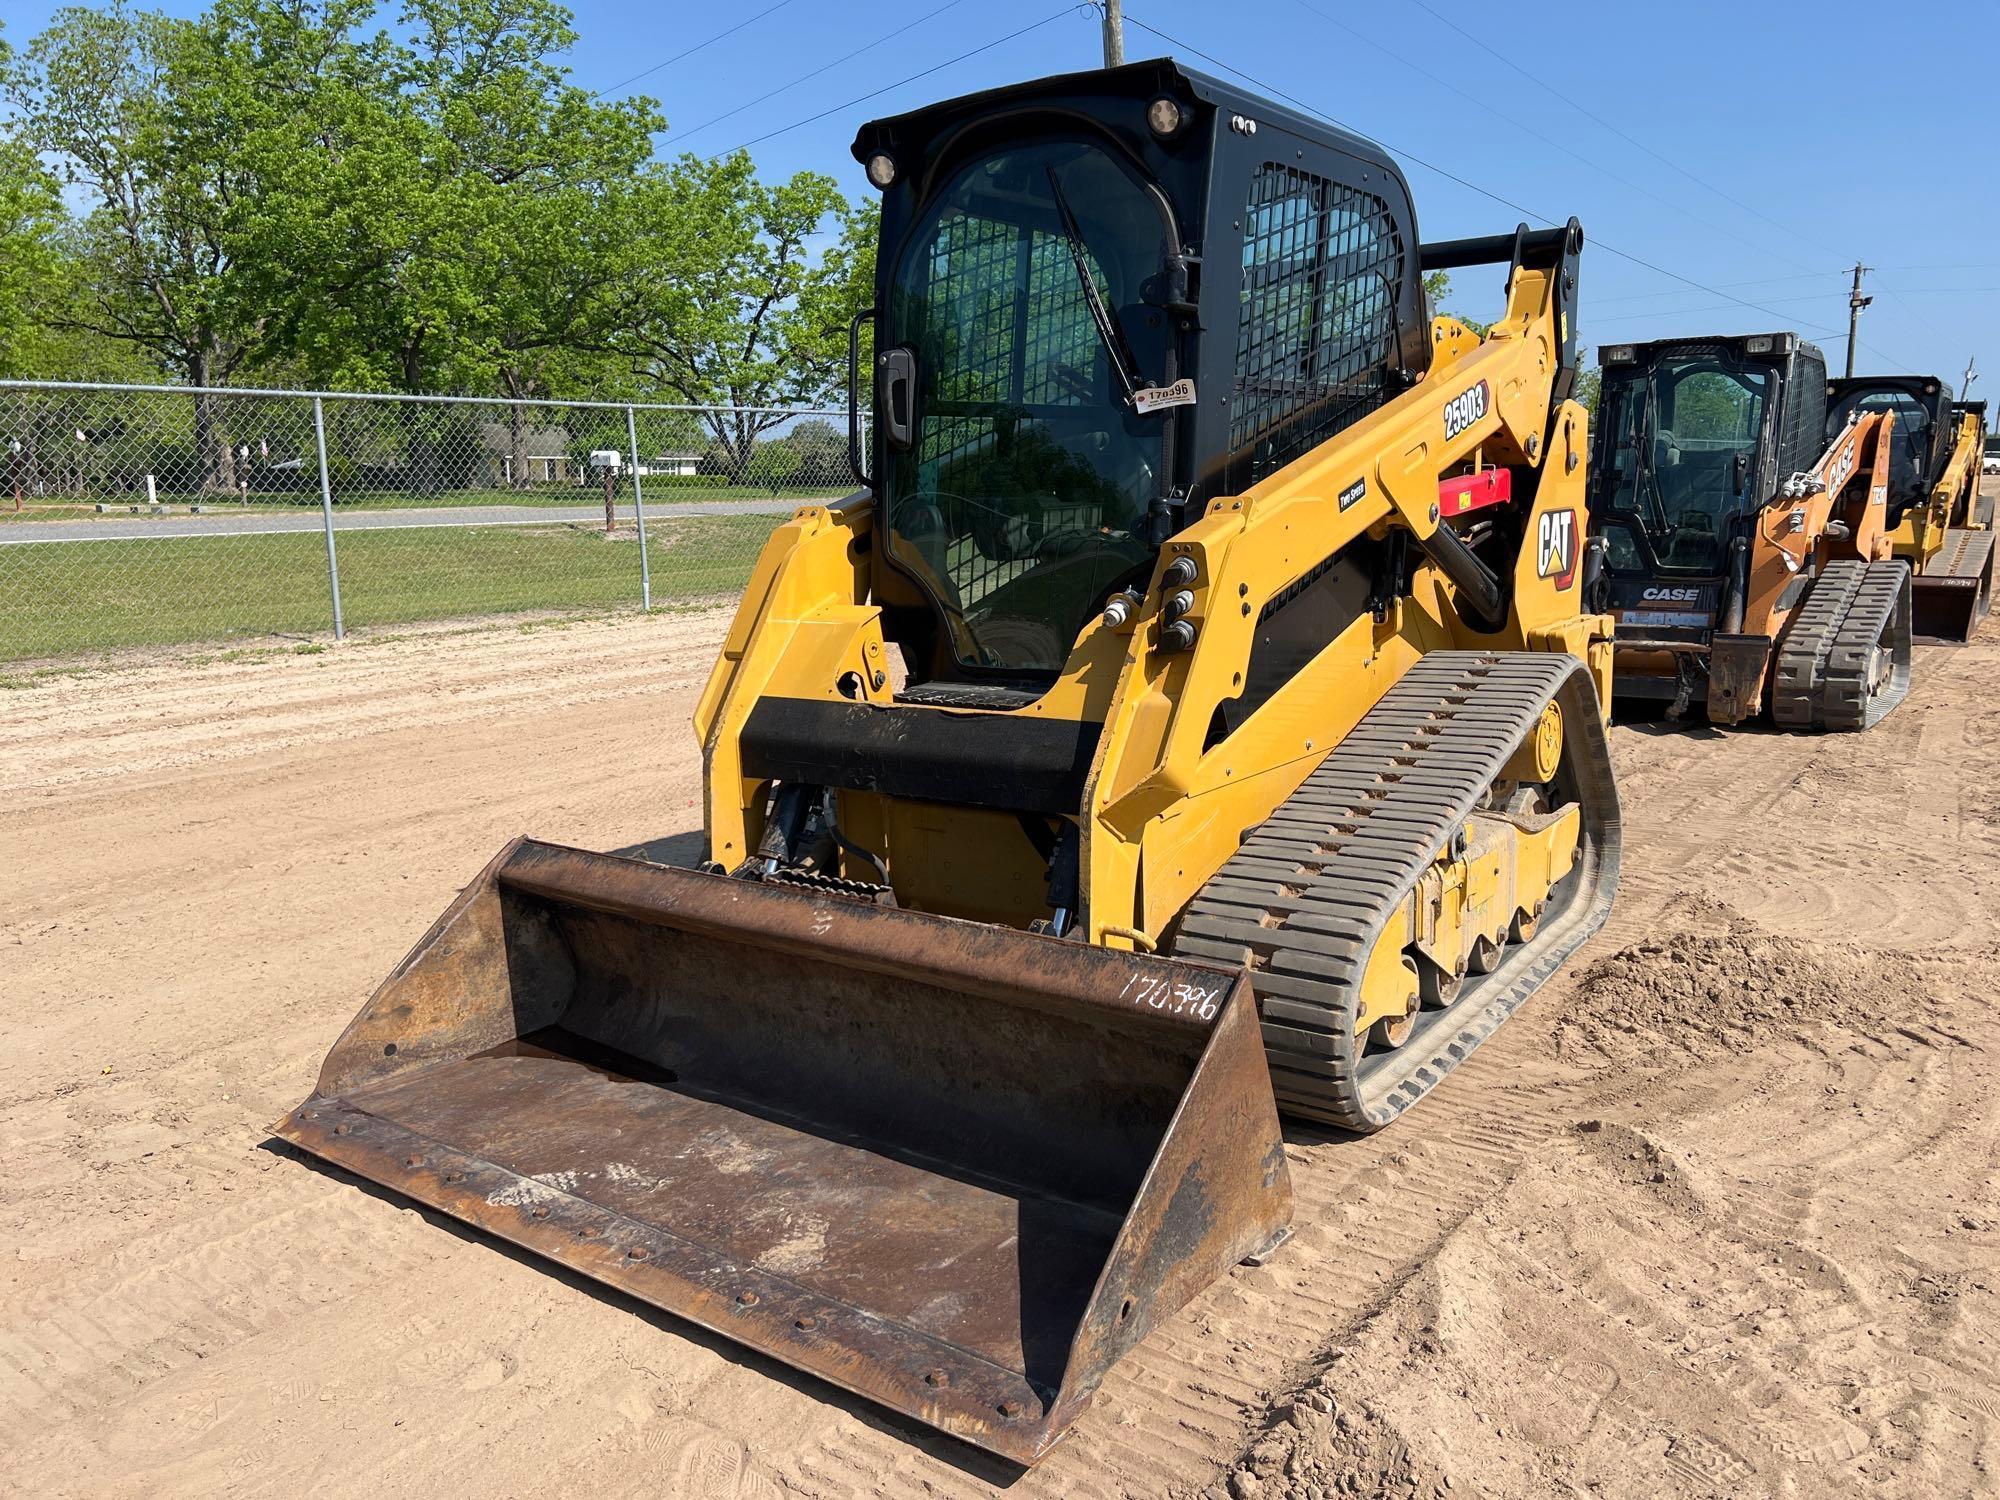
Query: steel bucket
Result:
<box><xmin>273</xmin><ymin>839</ymin><xmax>1291</xmax><ymax>1465</ymax></box>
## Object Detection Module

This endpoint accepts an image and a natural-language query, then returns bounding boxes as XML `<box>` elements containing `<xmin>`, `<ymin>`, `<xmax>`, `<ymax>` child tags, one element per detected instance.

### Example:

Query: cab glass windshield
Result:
<box><xmin>882</xmin><ymin>138</ymin><xmax>1172</xmax><ymax>674</ymax></box>
<box><xmin>1827</xmin><ymin>386</ymin><xmax>1930</xmax><ymax>503</ymax></box>
<box><xmin>1597</xmin><ymin>353</ymin><xmax>1770</xmax><ymax>574</ymax></box>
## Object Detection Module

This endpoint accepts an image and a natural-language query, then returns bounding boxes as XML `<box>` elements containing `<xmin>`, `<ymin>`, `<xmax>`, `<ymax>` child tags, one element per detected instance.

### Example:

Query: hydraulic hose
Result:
<box><xmin>1418</xmin><ymin>520</ymin><xmax>1507</xmax><ymax>632</ymax></box>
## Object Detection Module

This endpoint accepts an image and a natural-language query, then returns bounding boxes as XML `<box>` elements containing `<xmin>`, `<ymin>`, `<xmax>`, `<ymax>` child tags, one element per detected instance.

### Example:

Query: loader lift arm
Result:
<box><xmin>1082</xmin><ymin>220</ymin><xmax>1603</xmax><ymax>948</ymax></box>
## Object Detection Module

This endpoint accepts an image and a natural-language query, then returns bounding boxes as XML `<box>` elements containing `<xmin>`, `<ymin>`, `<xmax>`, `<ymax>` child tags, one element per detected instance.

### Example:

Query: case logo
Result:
<box><xmin>1537</xmin><ymin>508</ymin><xmax>1579</xmax><ymax>588</ymax></box>
<box><xmin>1443</xmin><ymin>380</ymin><xmax>1491</xmax><ymax>441</ymax></box>
<box><xmin>1641</xmin><ymin>585</ymin><xmax>1703</xmax><ymax>603</ymax></box>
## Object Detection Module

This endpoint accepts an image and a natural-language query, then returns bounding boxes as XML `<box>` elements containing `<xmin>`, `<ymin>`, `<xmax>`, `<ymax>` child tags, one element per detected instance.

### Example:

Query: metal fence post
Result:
<box><xmin>313</xmin><ymin>395</ymin><xmax>345</xmax><ymax>639</ymax></box>
<box><xmin>626</xmin><ymin>403</ymin><xmax>652</xmax><ymax>611</ymax></box>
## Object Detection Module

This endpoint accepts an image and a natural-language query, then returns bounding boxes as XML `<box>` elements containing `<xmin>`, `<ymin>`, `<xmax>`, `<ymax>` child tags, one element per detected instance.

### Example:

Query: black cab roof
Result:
<box><xmin>851</xmin><ymin>57</ymin><xmax>1399</xmax><ymax>180</ymax></box>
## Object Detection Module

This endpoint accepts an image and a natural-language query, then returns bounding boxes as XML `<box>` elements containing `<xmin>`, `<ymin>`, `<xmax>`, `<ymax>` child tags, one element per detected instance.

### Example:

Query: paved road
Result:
<box><xmin>0</xmin><ymin>497</ymin><xmax>815</xmax><ymax>545</ymax></box>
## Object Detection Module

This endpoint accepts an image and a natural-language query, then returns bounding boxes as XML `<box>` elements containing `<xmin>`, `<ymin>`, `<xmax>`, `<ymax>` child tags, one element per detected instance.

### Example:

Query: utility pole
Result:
<box><xmin>1844</xmin><ymin>262</ymin><xmax>1872</xmax><ymax>379</ymax></box>
<box><xmin>1961</xmin><ymin>356</ymin><xmax>1978</xmax><ymax>400</ymax></box>
<box><xmin>1099</xmin><ymin>0</ymin><xmax>1124</xmax><ymax>67</ymax></box>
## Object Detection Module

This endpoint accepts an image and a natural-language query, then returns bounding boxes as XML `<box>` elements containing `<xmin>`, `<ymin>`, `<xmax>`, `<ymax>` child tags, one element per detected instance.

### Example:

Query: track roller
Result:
<box><xmin>1169</xmin><ymin>652</ymin><xmax>1621</xmax><ymax>1132</ymax></box>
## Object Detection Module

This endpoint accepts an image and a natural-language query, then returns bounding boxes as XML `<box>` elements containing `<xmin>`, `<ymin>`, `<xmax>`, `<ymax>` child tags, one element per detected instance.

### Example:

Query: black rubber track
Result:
<box><xmin>1770</xmin><ymin>560</ymin><xmax>1866</xmax><ymax>730</ymax></box>
<box><xmin>1169</xmin><ymin>652</ymin><xmax>1621</xmax><ymax>1132</ymax></box>
<box><xmin>1818</xmin><ymin>561</ymin><xmax>1912</xmax><ymax>730</ymax></box>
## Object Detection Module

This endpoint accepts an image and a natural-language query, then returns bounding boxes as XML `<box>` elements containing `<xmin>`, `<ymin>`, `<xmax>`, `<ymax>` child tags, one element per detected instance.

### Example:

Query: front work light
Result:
<box><xmin>866</xmin><ymin>153</ymin><xmax>898</xmax><ymax>190</ymax></box>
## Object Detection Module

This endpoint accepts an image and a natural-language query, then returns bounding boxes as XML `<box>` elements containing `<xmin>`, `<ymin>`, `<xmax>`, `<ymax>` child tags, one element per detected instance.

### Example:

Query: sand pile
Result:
<box><xmin>1552</xmin><ymin>899</ymin><xmax>1925</xmax><ymax>1058</ymax></box>
<box><xmin>1209</xmin><ymin>1375</ymin><xmax>1451</xmax><ymax>1500</ymax></box>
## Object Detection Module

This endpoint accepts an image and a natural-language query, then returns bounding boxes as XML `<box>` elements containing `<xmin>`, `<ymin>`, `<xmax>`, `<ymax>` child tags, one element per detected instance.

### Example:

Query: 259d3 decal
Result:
<box><xmin>1442</xmin><ymin>379</ymin><xmax>1491</xmax><ymax>441</ymax></box>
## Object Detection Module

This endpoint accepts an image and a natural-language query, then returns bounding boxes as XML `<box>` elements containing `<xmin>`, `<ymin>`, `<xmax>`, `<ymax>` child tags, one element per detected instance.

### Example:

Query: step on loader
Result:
<box><xmin>1589</xmin><ymin>333</ymin><xmax>1918</xmax><ymax>729</ymax></box>
<box><xmin>276</xmin><ymin>59</ymin><xmax>1621</xmax><ymax>1466</ymax></box>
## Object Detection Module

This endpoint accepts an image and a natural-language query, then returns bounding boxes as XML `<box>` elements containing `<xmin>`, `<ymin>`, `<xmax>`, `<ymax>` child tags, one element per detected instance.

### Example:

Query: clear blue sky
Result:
<box><xmin>8</xmin><ymin>0</ymin><xmax>1997</xmax><ymax>387</ymax></box>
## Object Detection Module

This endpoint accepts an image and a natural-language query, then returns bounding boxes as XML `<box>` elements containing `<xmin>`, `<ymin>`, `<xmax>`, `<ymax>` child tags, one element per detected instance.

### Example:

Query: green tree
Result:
<box><xmin>0</xmin><ymin>23</ymin><xmax>64</xmax><ymax>377</ymax></box>
<box><xmin>4</xmin><ymin>1</ymin><xmax>275</xmax><ymax>487</ymax></box>
<box><xmin>4</xmin><ymin>0</ymin><xmax>870</xmax><ymax>503</ymax></box>
<box><xmin>625</xmin><ymin>154</ymin><xmax>873</xmax><ymax>481</ymax></box>
<box><xmin>205</xmin><ymin>0</ymin><xmax>661</xmax><ymax>491</ymax></box>
<box><xmin>0</xmin><ymin>135</ymin><xmax>68</xmax><ymax>379</ymax></box>
<box><xmin>744</xmin><ymin>417</ymin><xmax>846</xmax><ymax>494</ymax></box>
<box><xmin>232</xmin><ymin>0</ymin><xmax>659</xmax><ymax>395</ymax></box>
<box><xmin>782</xmin><ymin>417</ymin><xmax>848</xmax><ymax>483</ymax></box>
<box><xmin>746</xmin><ymin>438</ymin><xmax>803</xmax><ymax>495</ymax></box>
<box><xmin>1573</xmin><ymin>365</ymin><xmax>1601</xmax><ymax>418</ymax></box>
<box><xmin>1673</xmin><ymin>372</ymin><xmax>1755</xmax><ymax>440</ymax></box>
<box><xmin>1421</xmin><ymin>270</ymin><xmax>1493</xmax><ymax>339</ymax></box>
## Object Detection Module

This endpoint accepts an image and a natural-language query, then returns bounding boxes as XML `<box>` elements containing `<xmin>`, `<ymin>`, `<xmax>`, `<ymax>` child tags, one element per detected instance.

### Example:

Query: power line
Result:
<box><xmin>1850</xmin><ymin>338</ymin><xmax>1922</xmax><ymax>377</ymax></box>
<box><xmin>1872</xmin><ymin>278</ymin><xmax>1956</xmax><ymax>352</ymax></box>
<box><xmin>1854</xmin><ymin>286</ymin><xmax>2000</xmax><ymax>298</ymax></box>
<box><xmin>711</xmin><ymin>6</ymin><xmax>1078</xmax><ymax>159</ymax></box>
<box><xmin>1865</xmin><ymin>263</ymin><xmax>2000</xmax><ymax>275</ymax></box>
<box><xmin>1397</xmin><ymin>0</ymin><xmax>1853</xmax><ymax>270</ymax></box>
<box><xmin>1117</xmin><ymin>11</ymin><xmax>1840</xmax><ymax>332</ymax></box>
<box><xmin>1290</xmin><ymin>0</ymin><xmax>1823</xmax><ymax>276</ymax></box>
<box><xmin>594</xmin><ymin>2</ymin><xmax>799</xmax><ymax>101</ymax></box>
<box><xmin>662</xmin><ymin>0</ymin><xmax>972</xmax><ymax>147</ymax></box>
<box><xmin>1589</xmin><ymin>270</ymin><xmax>1853</xmax><ymax>310</ymax></box>
<box><xmin>1392</xmin><ymin>0</ymin><xmax>1945</xmax><ymax>380</ymax></box>
<box><xmin>1591</xmin><ymin>292</ymin><xmax>1863</xmax><ymax>325</ymax></box>
<box><xmin>1588</xmin><ymin>274</ymin><xmax>2000</xmax><ymax>313</ymax></box>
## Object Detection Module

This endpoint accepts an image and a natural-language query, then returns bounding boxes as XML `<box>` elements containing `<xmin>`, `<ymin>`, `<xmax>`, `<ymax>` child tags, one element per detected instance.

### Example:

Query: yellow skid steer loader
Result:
<box><xmin>277</xmin><ymin>60</ymin><xmax>1621</xmax><ymax>1465</ymax></box>
<box><xmin>1823</xmin><ymin>380</ymin><xmax>1994</xmax><ymax>640</ymax></box>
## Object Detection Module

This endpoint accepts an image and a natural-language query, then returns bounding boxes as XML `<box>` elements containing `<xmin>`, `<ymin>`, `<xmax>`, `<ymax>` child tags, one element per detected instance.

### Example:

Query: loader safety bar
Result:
<box><xmin>1420</xmin><ymin>218</ymin><xmax>1582</xmax><ymax>272</ymax></box>
<box><xmin>1420</xmin><ymin>218</ymin><xmax>1583</xmax><ymax>402</ymax></box>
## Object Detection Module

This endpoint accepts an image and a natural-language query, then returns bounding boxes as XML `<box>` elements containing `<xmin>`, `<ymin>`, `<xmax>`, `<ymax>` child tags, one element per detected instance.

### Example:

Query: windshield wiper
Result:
<box><xmin>1634</xmin><ymin>379</ymin><xmax>1674</xmax><ymax>536</ymax></box>
<box><xmin>1044</xmin><ymin>165</ymin><xmax>1141</xmax><ymax>406</ymax></box>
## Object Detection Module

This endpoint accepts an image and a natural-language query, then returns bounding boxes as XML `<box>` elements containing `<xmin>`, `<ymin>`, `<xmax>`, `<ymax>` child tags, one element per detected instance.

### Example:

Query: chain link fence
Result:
<box><xmin>0</xmin><ymin>380</ymin><xmax>860</xmax><ymax>664</ymax></box>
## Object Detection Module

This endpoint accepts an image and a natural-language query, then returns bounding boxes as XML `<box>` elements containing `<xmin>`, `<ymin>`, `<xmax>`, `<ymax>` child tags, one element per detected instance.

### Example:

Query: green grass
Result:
<box><xmin>0</xmin><ymin>514</ymin><xmax>773</xmax><ymax>662</ymax></box>
<box><xmin>0</xmin><ymin>661</ymin><xmax>103</xmax><ymax>690</ymax></box>
<box><xmin>0</xmin><ymin>482</ymin><xmax>846</xmax><ymax>523</ymax></box>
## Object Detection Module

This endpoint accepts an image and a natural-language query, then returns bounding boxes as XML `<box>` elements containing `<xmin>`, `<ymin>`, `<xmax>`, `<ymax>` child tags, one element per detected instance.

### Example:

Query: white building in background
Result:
<box><xmin>480</xmin><ymin>422</ymin><xmax>575</xmax><ymax>485</ymax></box>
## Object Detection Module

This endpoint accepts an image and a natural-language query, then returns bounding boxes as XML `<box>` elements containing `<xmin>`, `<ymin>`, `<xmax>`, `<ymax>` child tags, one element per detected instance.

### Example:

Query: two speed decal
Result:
<box><xmin>1442</xmin><ymin>380</ymin><xmax>1491</xmax><ymax>441</ymax></box>
<box><xmin>1537</xmin><ymin>508</ymin><xmax>1580</xmax><ymax>589</ymax></box>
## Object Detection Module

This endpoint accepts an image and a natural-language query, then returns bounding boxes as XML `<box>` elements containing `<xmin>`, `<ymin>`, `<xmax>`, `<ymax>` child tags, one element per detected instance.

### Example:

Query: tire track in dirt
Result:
<box><xmin>0</xmin><ymin>610</ymin><xmax>730</xmax><ymax>796</ymax></box>
<box><xmin>6</xmin><ymin>587</ymin><xmax>2000</xmax><ymax>1498</ymax></box>
<box><xmin>1218</xmin><ymin>987</ymin><xmax>2000</xmax><ymax>1500</ymax></box>
<box><xmin>1211</xmin><ymin>604</ymin><xmax>2000</xmax><ymax>1500</ymax></box>
<box><xmin>755</xmin><ymin>1040</ymin><xmax>1611</xmax><ymax>1499</ymax></box>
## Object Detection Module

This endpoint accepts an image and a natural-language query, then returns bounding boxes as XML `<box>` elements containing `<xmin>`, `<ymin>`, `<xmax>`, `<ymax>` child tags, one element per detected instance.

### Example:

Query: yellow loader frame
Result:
<box><xmin>696</xmin><ymin>246</ymin><xmax>1612</xmax><ymax>956</ymax></box>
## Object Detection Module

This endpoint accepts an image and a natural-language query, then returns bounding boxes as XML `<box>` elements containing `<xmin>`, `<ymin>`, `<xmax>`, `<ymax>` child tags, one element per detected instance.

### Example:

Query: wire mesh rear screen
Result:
<box><xmin>1231</xmin><ymin>165</ymin><xmax>1403</xmax><ymax>483</ymax></box>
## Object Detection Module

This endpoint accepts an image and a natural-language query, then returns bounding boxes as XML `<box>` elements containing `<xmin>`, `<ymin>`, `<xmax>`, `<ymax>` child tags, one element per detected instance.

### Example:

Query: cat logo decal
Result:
<box><xmin>1537</xmin><ymin>508</ymin><xmax>1579</xmax><ymax>588</ymax></box>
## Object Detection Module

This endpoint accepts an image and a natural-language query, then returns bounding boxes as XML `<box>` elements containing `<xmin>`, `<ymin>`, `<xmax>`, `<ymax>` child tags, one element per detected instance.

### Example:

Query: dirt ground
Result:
<box><xmin>4</xmin><ymin>592</ymin><xmax>1998</xmax><ymax>1499</ymax></box>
